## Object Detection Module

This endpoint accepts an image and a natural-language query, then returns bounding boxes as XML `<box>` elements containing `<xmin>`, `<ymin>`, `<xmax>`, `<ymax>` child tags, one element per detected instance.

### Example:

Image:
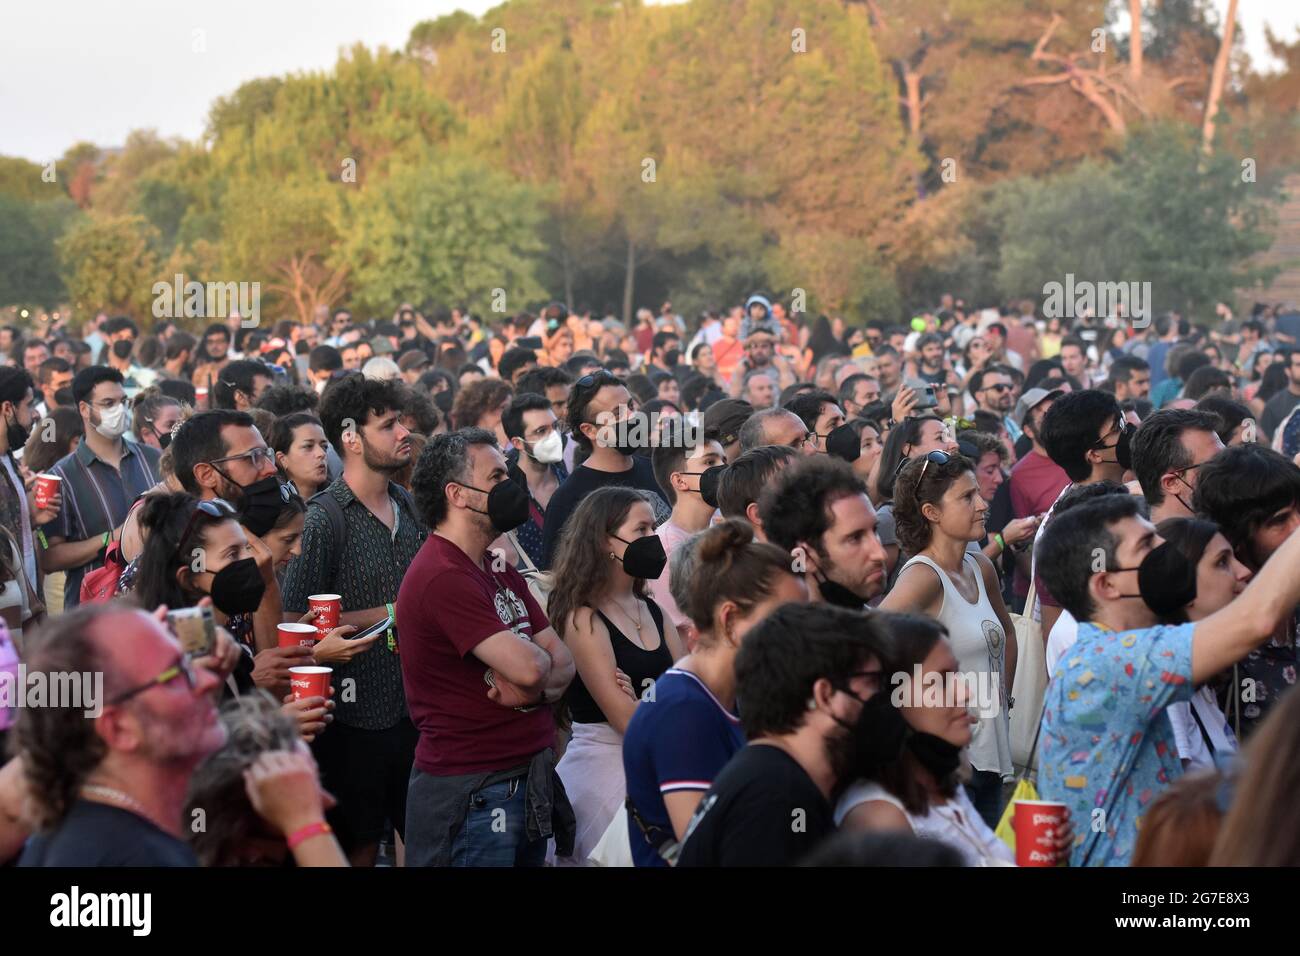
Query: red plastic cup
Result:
<box><xmin>195</xmin><ymin>387</ymin><xmax>209</xmax><ymax>408</ymax></box>
<box><xmin>289</xmin><ymin>666</ymin><xmax>332</xmax><ymax>702</ymax></box>
<box><xmin>1014</xmin><ymin>799</ymin><xmax>1068</xmax><ymax>867</ymax></box>
<box><xmin>308</xmin><ymin>594</ymin><xmax>341</xmax><ymax>635</ymax></box>
<box><xmin>34</xmin><ymin>474</ymin><xmax>61</xmax><ymax>510</ymax></box>
<box><xmin>278</xmin><ymin>622</ymin><xmax>319</xmax><ymax>649</ymax></box>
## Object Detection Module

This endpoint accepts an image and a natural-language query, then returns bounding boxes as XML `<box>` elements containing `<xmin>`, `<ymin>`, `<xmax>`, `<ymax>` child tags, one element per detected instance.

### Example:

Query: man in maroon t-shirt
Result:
<box><xmin>398</xmin><ymin>427</ymin><xmax>576</xmax><ymax>867</ymax></box>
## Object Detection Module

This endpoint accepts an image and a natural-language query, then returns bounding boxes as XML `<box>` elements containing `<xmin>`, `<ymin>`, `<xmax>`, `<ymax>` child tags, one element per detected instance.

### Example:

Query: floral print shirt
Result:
<box><xmin>1038</xmin><ymin>621</ymin><xmax>1195</xmax><ymax>867</ymax></box>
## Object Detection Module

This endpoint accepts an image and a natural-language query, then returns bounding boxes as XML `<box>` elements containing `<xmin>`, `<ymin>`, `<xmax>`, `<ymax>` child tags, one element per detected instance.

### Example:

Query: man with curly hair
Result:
<box><xmin>281</xmin><ymin>373</ymin><xmax>425</xmax><ymax>866</ymax></box>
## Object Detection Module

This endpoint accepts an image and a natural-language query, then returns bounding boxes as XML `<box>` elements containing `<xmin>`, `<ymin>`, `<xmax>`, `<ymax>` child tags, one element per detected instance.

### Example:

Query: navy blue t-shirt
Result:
<box><xmin>622</xmin><ymin>668</ymin><xmax>745</xmax><ymax>867</ymax></box>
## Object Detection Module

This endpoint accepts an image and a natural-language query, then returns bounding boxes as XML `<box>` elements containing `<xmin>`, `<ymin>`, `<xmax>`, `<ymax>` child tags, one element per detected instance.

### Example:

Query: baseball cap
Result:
<box><xmin>1013</xmin><ymin>387</ymin><xmax>1063</xmax><ymax>427</ymax></box>
<box><xmin>703</xmin><ymin>398</ymin><xmax>754</xmax><ymax>447</ymax></box>
<box><xmin>370</xmin><ymin>336</ymin><xmax>397</xmax><ymax>356</ymax></box>
<box><xmin>398</xmin><ymin>350</ymin><xmax>431</xmax><ymax>373</ymax></box>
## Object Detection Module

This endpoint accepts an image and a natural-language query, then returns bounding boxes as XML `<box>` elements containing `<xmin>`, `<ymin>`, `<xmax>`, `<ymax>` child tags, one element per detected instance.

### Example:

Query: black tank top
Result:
<box><xmin>566</xmin><ymin>596</ymin><xmax>673</xmax><ymax>725</ymax></box>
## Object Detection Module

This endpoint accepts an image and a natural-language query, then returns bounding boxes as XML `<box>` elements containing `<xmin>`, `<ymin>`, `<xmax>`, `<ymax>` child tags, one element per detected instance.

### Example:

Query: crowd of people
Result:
<box><xmin>2</xmin><ymin>294</ymin><xmax>1300</xmax><ymax>867</ymax></box>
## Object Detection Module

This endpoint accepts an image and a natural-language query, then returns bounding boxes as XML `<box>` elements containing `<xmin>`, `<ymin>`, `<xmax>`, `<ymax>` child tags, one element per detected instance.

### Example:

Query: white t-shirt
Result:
<box><xmin>1168</xmin><ymin>686</ymin><xmax>1237</xmax><ymax>770</ymax></box>
<box><xmin>1045</xmin><ymin>611</ymin><xmax>1079</xmax><ymax>678</ymax></box>
<box><xmin>834</xmin><ymin>780</ymin><xmax>1015</xmax><ymax>867</ymax></box>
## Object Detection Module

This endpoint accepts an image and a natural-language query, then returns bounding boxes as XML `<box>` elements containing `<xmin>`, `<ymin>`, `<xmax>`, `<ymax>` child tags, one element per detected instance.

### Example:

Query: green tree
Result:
<box><xmin>990</xmin><ymin>125</ymin><xmax>1278</xmax><ymax>318</ymax></box>
<box><xmin>0</xmin><ymin>156</ymin><xmax>61</xmax><ymax>202</ymax></box>
<box><xmin>220</xmin><ymin>177</ymin><xmax>349</xmax><ymax>325</ymax></box>
<box><xmin>0</xmin><ymin>196</ymin><xmax>81</xmax><ymax>308</ymax></box>
<box><xmin>337</xmin><ymin>157</ymin><xmax>546</xmax><ymax>315</ymax></box>
<box><xmin>56</xmin><ymin>213</ymin><xmax>161</xmax><ymax>319</ymax></box>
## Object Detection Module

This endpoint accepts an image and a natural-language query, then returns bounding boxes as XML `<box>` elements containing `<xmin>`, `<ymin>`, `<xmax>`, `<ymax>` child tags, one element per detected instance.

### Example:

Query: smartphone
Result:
<box><xmin>168</xmin><ymin>606</ymin><xmax>215</xmax><ymax>658</ymax></box>
<box><xmin>913</xmin><ymin>384</ymin><xmax>939</xmax><ymax>410</ymax></box>
<box><xmin>350</xmin><ymin>616</ymin><xmax>393</xmax><ymax>642</ymax></box>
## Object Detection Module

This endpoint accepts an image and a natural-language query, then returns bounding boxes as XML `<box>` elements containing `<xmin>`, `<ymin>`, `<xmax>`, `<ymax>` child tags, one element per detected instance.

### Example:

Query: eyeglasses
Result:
<box><xmin>108</xmin><ymin>655</ymin><xmax>199</xmax><ymax>706</ymax></box>
<box><xmin>171</xmin><ymin>498</ymin><xmax>236</xmax><ymax>564</ymax></box>
<box><xmin>1091</xmin><ymin>418</ymin><xmax>1130</xmax><ymax>449</ymax></box>
<box><xmin>209</xmin><ymin>446</ymin><xmax>276</xmax><ymax>470</ymax></box>
<box><xmin>982</xmin><ymin>383</ymin><xmax>1014</xmax><ymax>394</ymax></box>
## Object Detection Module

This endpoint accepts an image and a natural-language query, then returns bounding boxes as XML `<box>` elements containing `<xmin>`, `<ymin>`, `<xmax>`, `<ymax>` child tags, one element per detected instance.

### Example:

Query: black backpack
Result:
<box><xmin>308</xmin><ymin>483</ymin><xmax>421</xmax><ymax>588</ymax></box>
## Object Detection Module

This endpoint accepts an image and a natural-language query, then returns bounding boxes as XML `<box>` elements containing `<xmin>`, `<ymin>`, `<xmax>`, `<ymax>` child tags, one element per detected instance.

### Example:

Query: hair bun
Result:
<box><xmin>138</xmin><ymin>491</ymin><xmax>192</xmax><ymax>534</ymax></box>
<box><xmin>697</xmin><ymin>517</ymin><xmax>754</xmax><ymax>564</ymax></box>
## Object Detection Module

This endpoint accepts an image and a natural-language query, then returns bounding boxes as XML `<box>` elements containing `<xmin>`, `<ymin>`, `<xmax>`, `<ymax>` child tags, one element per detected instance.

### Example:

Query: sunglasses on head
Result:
<box><xmin>573</xmin><ymin>371</ymin><xmax>610</xmax><ymax>394</ymax></box>
<box><xmin>895</xmin><ymin>449</ymin><xmax>951</xmax><ymax>480</ymax></box>
<box><xmin>171</xmin><ymin>498</ymin><xmax>237</xmax><ymax>564</ymax></box>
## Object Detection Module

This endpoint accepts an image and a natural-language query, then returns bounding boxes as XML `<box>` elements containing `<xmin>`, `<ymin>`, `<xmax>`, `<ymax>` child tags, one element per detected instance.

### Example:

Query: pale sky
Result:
<box><xmin>0</xmin><ymin>0</ymin><xmax>1295</xmax><ymax>163</ymax></box>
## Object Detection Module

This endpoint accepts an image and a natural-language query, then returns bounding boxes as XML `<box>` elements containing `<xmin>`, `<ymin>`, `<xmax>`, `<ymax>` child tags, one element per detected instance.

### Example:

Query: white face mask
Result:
<box><xmin>527</xmin><ymin>430</ymin><xmax>564</xmax><ymax>464</ymax></box>
<box><xmin>95</xmin><ymin>401</ymin><xmax>131</xmax><ymax>439</ymax></box>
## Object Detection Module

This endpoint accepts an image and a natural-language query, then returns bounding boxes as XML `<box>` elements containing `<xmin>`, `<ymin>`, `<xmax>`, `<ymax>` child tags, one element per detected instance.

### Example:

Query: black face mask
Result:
<box><xmin>662</xmin><ymin>348</ymin><xmax>681</xmax><ymax>367</ymax></box>
<box><xmin>5</xmin><ymin>410</ymin><xmax>30</xmax><ymax>451</ymax></box>
<box><xmin>699</xmin><ymin>464</ymin><xmax>726</xmax><ymax>509</ymax></box>
<box><xmin>832</xmin><ymin>687</ymin><xmax>911</xmax><ymax>779</ymax></box>
<box><xmin>463</xmin><ymin>478</ymin><xmax>531</xmax><ymax>533</ymax></box>
<box><xmin>816</xmin><ymin>573</ymin><xmax>867</xmax><ymax>610</ymax></box>
<box><xmin>155</xmin><ymin>427</ymin><xmax>173</xmax><ymax>450</ymax></box>
<box><xmin>209</xmin><ymin>557</ymin><xmax>267</xmax><ymax>616</ymax></box>
<box><xmin>603</xmin><ymin>412</ymin><xmax>650</xmax><ymax>458</ymax></box>
<box><xmin>825</xmin><ymin>423</ymin><xmax>861</xmax><ymax>463</ymax></box>
<box><xmin>217</xmin><ymin>474</ymin><xmax>289</xmax><ymax>538</ymax></box>
<box><xmin>907</xmin><ymin>731</ymin><xmax>963</xmax><ymax>781</ymax></box>
<box><xmin>613</xmin><ymin>534</ymin><xmax>668</xmax><ymax>580</ymax></box>
<box><xmin>1112</xmin><ymin>540</ymin><xmax>1197</xmax><ymax>619</ymax></box>
<box><xmin>112</xmin><ymin>339</ymin><xmax>134</xmax><ymax>361</ymax></box>
<box><xmin>1095</xmin><ymin>423</ymin><xmax>1133</xmax><ymax>471</ymax></box>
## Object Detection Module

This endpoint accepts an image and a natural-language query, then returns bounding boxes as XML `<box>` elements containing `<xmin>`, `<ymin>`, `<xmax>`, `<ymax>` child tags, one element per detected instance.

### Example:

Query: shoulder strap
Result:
<box><xmin>902</xmin><ymin>553</ymin><xmax>948</xmax><ymax>590</ymax></box>
<box><xmin>1189</xmin><ymin>696</ymin><xmax>1217</xmax><ymax>756</ymax></box>
<box><xmin>642</xmin><ymin>595</ymin><xmax>665</xmax><ymax>636</ymax></box>
<box><xmin>506</xmin><ymin>529</ymin><xmax>537</xmax><ymax>575</ymax></box>
<box><xmin>308</xmin><ymin>489</ymin><xmax>347</xmax><ymax>588</ymax></box>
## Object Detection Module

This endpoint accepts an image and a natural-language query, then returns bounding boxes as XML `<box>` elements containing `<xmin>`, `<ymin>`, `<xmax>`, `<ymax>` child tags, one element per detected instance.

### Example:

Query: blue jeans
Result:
<box><xmin>450</xmin><ymin>776</ymin><xmax>548</xmax><ymax>868</ymax></box>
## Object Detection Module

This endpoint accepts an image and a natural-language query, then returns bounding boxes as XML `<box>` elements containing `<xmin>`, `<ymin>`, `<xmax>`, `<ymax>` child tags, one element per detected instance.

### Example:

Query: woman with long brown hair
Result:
<box><xmin>548</xmin><ymin>486</ymin><xmax>683</xmax><ymax>865</ymax></box>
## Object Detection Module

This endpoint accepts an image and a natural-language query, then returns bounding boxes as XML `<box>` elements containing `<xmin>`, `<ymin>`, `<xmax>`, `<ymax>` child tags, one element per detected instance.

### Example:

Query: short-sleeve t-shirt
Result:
<box><xmin>19</xmin><ymin>800</ymin><xmax>198</xmax><ymax>866</ymax></box>
<box><xmin>676</xmin><ymin>743</ymin><xmax>834</xmax><ymax>867</ymax></box>
<box><xmin>1038</xmin><ymin>621</ymin><xmax>1195</xmax><ymax>867</ymax></box>
<box><xmin>622</xmin><ymin>668</ymin><xmax>745</xmax><ymax>867</ymax></box>
<box><xmin>396</xmin><ymin>533</ymin><xmax>555</xmax><ymax>776</ymax></box>
<box><xmin>539</xmin><ymin>458</ymin><xmax>671</xmax><ymax>569</ymax></box>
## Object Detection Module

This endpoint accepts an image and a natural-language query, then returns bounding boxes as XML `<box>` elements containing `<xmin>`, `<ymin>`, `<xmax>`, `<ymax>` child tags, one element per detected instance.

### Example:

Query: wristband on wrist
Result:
<box><xmin>286</xmin><ymin>820</ymin><xmax>332</xmax><ymax>850</ymax></box>
<box><xmin>385</xmin><ymin>602</ymin><xmax>397</xmax><ymax>653</ymax></box>
<box><xmin>35</xmin><ymin>529</ymin><xmax>48</xmax><ymax>550</ymax></box>
<box><xmin>101</xmin><ymin>531</ymin><xmax>111</xmax><ymax>548</ymax></box>
<box><xmin>993</xmin><ymin>532</ymin><xmax>1006</xmax><ymax>553</ymax></box>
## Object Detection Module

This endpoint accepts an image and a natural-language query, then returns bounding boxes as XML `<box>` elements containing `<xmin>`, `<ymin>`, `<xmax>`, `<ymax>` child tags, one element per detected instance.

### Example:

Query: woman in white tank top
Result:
<box><xmin>880</xmin><ymin>450</ymin><xmax>1018</xmax><ymax>825</ymax></box>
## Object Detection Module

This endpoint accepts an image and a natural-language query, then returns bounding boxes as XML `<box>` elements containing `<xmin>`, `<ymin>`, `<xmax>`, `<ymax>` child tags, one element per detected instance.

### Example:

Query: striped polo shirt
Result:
<box><xmin>47</xmin><ymin>438</ymin><xmax>161</xmax><ymax>607</ymax></box>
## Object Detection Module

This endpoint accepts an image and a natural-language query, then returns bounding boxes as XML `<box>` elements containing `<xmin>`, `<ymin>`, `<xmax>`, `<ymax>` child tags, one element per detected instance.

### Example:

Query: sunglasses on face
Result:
<box><xmin>982</xmin><ymin>383</ymin><xmax>1013</xmax><ymax>394</ymax></box>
